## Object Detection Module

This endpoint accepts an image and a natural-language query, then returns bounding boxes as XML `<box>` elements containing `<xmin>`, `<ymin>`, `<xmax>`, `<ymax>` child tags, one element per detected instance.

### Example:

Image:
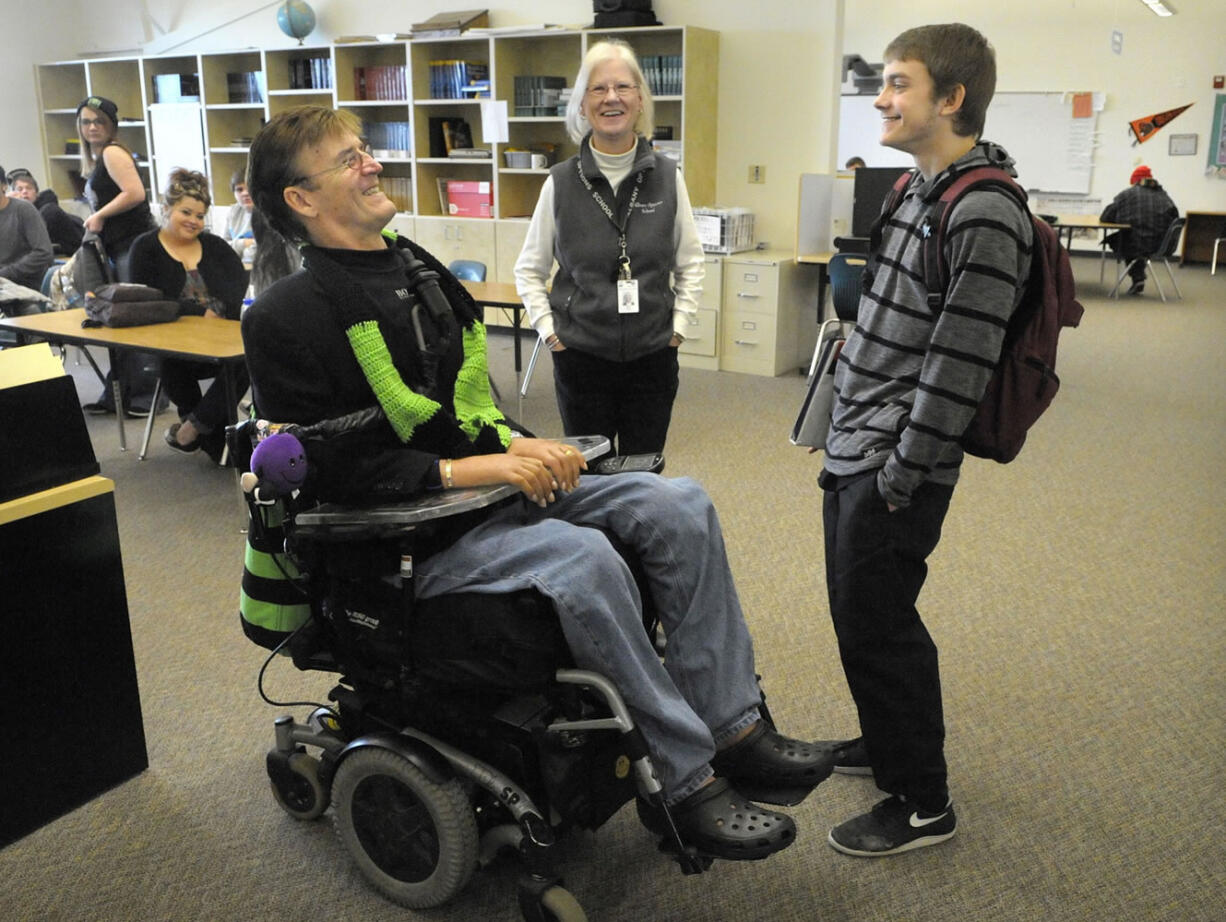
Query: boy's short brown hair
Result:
<box><xmin>884</xmin><ymin>24</ymin><xmax>996</xmax><ymax>139</ymax></box>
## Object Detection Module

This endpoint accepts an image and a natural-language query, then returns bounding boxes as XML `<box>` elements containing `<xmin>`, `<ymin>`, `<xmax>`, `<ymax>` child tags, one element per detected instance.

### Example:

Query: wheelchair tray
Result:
<box><xmin>291</xmin><ymin>435</ymin><xmax>609</xmax><ymax>532</ymax></box>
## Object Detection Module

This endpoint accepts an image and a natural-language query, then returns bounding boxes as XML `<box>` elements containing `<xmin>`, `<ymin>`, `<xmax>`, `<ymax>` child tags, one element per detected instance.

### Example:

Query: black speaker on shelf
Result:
<box><xmin>593</xmin><ymin>0</ymin><xmax>660</xmax><ymax>28</ymax></box>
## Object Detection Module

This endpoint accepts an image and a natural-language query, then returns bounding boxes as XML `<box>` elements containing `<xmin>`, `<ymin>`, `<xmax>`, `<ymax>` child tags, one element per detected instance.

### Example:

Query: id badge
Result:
<box><xmin>617</xmin><ymin>278</ymin><xmax>640</xmax><ymax>314</ymax></box>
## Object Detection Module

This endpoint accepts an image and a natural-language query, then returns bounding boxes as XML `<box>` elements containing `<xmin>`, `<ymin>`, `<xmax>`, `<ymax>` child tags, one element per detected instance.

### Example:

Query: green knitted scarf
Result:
<box><xmin>327</xmin><ymin>234</ymin><xmax>511</xmax><ymax>450</ymax></box>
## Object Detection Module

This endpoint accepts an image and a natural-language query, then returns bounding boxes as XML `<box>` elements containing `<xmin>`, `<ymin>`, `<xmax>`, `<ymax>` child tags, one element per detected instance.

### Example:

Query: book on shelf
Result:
<box><xmin>513</xmin><ymin>75</ymin><xmax>568</xmax><ymax>117</ymax></box>
<box><xmin>411</xmin><ymin>9</ymin><xmax>489</xmax><ymax>38</ymax></box>
<box><xmin>226</xmin><ymin>71</ymin><xmax>265</xmax><ymax>104</ymax></box>
<box><xmin>448</xmin><ymin>147</ymin><xmax>491</xmax><ymax>159</ymax></box>
<box><xmin>335</xmin><ymin>33</ymin><xmax>413</xmax><ymax>43</ymax></box>
<box><xmin>428</xmin><ymin>59</ymin><xmax>489</xmax><ymax>99</ymax></box>
<box><xmin>353</xmin><ymin>64</ymin><xmax>407</xmax><ymax>101</ymax></box>
<box><xmin>428</xmin><ymin>117</ymin><xmax>473</xmax><ymax>157</ymax></box>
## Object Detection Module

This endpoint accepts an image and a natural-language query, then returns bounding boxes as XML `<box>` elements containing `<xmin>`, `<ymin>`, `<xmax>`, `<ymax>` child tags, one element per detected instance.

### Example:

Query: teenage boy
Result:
<box><xmin>242</xmin><ymin>106</ymin><xmax>835</xmax><ymax>862</ymax></box>
<box><xmin>5</xmin><ymin>168</ymin><xmax>85</xmax><ymax>255</ymax></box>
<box><xmin>817</xmin><ymin>24</ymin><xmax>1033</xmax><ymax>856</ymax></box>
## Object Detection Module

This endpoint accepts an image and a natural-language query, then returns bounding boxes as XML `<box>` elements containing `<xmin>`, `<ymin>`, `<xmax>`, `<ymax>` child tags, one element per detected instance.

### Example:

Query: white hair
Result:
<box><xmin>564</xmin><ymin>39</ymin><xmax>655</xmax><ymax>144</ymax></box>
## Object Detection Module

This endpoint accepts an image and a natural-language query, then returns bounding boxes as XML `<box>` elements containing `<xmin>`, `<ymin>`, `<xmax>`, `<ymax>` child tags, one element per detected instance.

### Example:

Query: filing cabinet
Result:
<box><xmin>720</xmin><ymin>252</ymin><xmax>817</xmax><ymax>376</ymax></box>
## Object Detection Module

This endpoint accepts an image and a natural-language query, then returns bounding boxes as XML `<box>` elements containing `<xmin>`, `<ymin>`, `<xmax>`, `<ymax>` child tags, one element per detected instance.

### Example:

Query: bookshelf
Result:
<box><xmin>35</xmin><ymin>25</ymin><xmax>718</xmax><ymax>274</ymax></box>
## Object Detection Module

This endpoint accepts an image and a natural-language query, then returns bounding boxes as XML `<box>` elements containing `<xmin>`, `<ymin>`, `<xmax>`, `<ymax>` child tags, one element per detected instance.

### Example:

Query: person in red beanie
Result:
<box><xmin>1101</xmin><ymin>164</ymin><xmax>1178</xmax><ymax>294</ymax></box>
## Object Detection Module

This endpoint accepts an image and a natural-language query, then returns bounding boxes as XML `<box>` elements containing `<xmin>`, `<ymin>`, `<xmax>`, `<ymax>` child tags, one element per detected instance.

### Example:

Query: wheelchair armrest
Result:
<box><xmin>289</xmin><ymin>434</ymin><xmax>611</xmax><ymax>539</ymax></box>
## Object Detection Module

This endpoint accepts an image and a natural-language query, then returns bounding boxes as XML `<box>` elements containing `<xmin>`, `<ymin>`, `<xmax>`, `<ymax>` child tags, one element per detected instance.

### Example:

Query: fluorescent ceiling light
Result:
<box><xmin>1139</xmin><ymin>0</ymin><xmax>1175</xmax><ymax>16</ymax></box>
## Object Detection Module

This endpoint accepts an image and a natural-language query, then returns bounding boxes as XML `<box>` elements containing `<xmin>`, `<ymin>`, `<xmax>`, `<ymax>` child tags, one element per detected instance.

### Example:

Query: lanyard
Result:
<box><xmin>576</xmin><ymin>157</ymin><xmax>644</xmax><ymax>280</ymax></box>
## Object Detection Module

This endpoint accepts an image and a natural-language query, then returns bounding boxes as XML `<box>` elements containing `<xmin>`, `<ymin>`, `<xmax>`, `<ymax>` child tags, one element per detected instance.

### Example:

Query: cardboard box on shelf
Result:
<box><xmin>447</xmin><ymin>180</ymin><xmax>492</xmax><ymax>218</ymax></box>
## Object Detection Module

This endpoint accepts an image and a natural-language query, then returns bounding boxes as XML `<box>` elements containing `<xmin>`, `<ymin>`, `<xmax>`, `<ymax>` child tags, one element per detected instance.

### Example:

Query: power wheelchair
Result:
<box><xmin>231</xmin><ymin>422</ymin><xmax>716</xmax><ymax>922</ymax></box>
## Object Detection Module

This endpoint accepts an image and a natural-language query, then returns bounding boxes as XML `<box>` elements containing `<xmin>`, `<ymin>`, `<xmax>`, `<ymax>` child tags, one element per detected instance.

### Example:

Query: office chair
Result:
<box><xmin>827</xmin><ymin>252</ymin><xmax>868</xmax><ymax>322</ymax></box>
<box><xmin>1109</xmin><ymin>216</ymin><xmax>1185</xmax><ymax>302</ymax></box>
<box><xmin>447</xmin><ymin>259</ymin><xmax>487</xmax><ymax>282</ymax></box>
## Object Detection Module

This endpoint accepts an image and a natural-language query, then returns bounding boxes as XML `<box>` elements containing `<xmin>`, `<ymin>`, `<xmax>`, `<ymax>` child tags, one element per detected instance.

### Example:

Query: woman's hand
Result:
<box><xmin>84</xmin><ymin>212</ymin><xmax>105</xmax><ymax>233</ymax></box>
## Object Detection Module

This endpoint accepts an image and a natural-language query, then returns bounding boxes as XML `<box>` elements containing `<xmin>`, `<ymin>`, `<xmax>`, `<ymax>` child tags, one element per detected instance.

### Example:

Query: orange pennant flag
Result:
<box><xmin>1129</xmin><ymin>103</ymin><xmax>1193</xmax><ymax>144</ymax></box>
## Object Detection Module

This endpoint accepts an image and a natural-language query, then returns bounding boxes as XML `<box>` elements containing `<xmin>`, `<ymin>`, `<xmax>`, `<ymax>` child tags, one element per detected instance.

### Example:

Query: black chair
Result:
<box><xmin>827</xmin><ymin>252</ymin><xmax>867</xmax><ymax>322</ymax></box>
<box><xmin>1110</xmin><ymin>216</ymin><xmax>1185</xmax><ymax>302</ymax></box>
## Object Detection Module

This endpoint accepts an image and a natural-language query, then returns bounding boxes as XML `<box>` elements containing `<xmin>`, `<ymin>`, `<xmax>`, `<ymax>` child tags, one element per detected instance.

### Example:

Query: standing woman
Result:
<box><xmin>514</xmin><ymin>40</ymin><xmax>704</xmax><ymax>457</ymax></box>
<box><xmin>77</xmin><ymin>96</ymin><xmax>154</xmax><ymax>278</ymax></box>
<box><xmin>128</xmin><ymin>169</ymin><xmax>248</xmax><ymax>460</ymax></box>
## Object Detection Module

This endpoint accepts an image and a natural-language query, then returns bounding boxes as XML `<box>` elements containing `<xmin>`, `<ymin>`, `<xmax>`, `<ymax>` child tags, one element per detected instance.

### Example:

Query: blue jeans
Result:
<box><xmin>416</xmin><ymin>472</ymin><xmax>761</xmax><ymax>803</ymax></box>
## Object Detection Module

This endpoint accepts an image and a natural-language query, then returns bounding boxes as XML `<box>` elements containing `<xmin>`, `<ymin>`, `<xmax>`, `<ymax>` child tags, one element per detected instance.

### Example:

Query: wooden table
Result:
<box><xmin>0</xmin><ymin>308</ymin><xmax>245</xmax><ymax>458</ymax></box>
<box><xmin>1049</xmin><ymin>214</ymin><xmax>1129</xmax><ymax>253</ymax></box>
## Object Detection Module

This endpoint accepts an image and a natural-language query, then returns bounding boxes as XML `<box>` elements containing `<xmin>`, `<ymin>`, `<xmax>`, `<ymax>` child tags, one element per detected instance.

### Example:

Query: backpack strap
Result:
<box><xmin>866</xmin><ymin>170</ymin><xmax>917</xmax><ymax>258</ymax></box>
<box><xmin>921</xmin><ymin>166</ymin><xmax>1029</xmax><ymax>314</ymax></box>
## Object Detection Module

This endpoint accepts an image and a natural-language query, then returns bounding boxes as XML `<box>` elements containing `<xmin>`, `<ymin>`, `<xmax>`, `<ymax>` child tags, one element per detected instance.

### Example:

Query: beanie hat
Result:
<box><xmin>76</xmin><ymin>96</ymin><xmax>119</xmax><ymax>124</ymax></box>
<box><xmin>1130</xmin><ymin>165</ymin><xmax>1152</xmax><ymax>185</ymax></box>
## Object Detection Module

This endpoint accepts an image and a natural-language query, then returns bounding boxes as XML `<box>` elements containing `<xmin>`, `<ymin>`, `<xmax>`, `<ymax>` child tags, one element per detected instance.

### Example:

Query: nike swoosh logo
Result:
<box><xmin>909</xmin><ymin>811</ymin><xmax>948</xmax><ymax>828</ymax></box>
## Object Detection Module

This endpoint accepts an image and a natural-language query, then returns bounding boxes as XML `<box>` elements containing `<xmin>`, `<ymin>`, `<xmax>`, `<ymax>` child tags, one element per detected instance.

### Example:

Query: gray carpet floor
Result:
<box><xmin>3</xmin><ymin>258</ymin><xmax>1223</xmax><ymax>921</ymax></box>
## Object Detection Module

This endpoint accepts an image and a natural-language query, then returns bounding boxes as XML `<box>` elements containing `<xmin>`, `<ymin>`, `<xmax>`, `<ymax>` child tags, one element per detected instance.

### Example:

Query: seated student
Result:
<box><xmin>844</xmin><ymin>156</ymin><xmax>866</xmax><ymax>170</ymax></box>
<box><xmin>0</xmin><ymin>164</ymin><xmax>53</xmax><ymax>310</ymax></box>
<box><xmin>1100</xmin><ymin>165</ymin><xmax>1178</xmax><ymax>295</ymax></box>
<box><xmin>242</xmin><ymin>106</ymin><xmax>834</xmax><ymax>861</ymax></box>
<box><xmin>222</xmin><ymin>170</ymin><xmax>256</xmax><ymax>269</ymax></box>
<box><xmin>128</xmin><ymin>168</ymin><xmax>248</xmax><ymax>461</ymax></box>
<box><xmin>5</xmin><ymin>168</ymin><xmax>85</xmax><ymax>255</ymax></box>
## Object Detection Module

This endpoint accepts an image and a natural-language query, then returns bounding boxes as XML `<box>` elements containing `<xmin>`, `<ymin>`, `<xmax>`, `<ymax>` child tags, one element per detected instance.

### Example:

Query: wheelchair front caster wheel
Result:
<box><xmin>521</xmin><ymin>885</ymin><xmax>586</xmax><ymax>922</ymax></box>
<box><xmin>267</xmin><ymin>749</ymin><xmax>328</xmax><ymax>821</ymax></box>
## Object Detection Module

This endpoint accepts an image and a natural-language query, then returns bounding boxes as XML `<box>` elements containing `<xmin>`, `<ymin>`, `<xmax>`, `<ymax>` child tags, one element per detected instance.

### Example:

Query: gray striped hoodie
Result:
<box><xmin>824</xmin><ymin>141</ymin><xmax>1033</xmax><ymax>508</ymax></box>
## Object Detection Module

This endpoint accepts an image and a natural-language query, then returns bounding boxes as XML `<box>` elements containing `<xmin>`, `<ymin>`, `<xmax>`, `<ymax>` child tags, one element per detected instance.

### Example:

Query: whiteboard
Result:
<box><xmin>838</xmin><ymin>92</ymin><xmax>1098</xmax><ymax>194</ymax></box>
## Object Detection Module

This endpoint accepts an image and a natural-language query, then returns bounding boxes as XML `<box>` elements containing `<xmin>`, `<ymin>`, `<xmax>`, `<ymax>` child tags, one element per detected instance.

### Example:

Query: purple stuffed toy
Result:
<box><xmin>241</xmin><ymin>431</ymin><xmax>307</xmax><ymax>503</ymax></box>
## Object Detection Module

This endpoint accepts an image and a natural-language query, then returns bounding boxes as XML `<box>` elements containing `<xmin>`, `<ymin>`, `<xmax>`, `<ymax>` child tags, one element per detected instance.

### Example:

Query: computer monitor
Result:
<box><xmin>852</xmin><ymin>166</ymin><xmax>911</xmax><ymax>237</ymax></box>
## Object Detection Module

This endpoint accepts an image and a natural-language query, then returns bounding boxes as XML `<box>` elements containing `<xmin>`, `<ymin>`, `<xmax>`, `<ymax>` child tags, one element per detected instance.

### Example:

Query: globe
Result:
<box><xmin>276</xmin><ymin>0</ymin><xmax>316</xmax><ymax>44</ymax></box>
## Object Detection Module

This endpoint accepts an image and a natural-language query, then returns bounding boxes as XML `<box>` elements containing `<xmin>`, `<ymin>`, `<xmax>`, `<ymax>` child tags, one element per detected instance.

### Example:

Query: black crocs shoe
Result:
<box><xmin>710</xmin><ymin>722</ymin><xmax>834</xmax><ymax>805</ymax></box>
<box><xmin>637</xmin><ymin>778</ymin><xmax>796</xmax><ymax>861</ymax></box>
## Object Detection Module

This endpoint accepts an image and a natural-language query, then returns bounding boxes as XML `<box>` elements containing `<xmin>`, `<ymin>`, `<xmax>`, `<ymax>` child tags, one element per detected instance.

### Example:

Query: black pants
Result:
<box><xmin>161</xmin><ymin>359</ymin><xmax>250</xmax><ymax>435</ymax></box>
<box><xmin>821</xmin><ymin>468</ymin><xmax>954</xmax><ymax>811</ymax></box>
<box><xmin>552</xmin><ymin>345</ymin><xmax>679</xmax><ymax>456</ymax></box>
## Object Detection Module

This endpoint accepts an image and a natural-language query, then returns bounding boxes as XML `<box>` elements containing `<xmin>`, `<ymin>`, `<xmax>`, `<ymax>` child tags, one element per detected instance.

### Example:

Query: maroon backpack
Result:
<box><xmin>876</xmin><ymin>167</ymin><xmax>1085</xmax><ymax>463</ymax></box>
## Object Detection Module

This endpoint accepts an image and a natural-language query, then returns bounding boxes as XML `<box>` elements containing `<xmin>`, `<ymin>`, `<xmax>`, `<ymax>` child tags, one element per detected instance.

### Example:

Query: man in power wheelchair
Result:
<box><xmin>239</xmin><ymin>106</ymin><xmax>834</xmax><ymax>918</ymax></box>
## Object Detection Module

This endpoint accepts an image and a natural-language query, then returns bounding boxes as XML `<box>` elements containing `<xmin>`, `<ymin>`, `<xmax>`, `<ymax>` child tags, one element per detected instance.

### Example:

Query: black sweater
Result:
<box><xmin>128</xmin><ymin>229</ymin><xmax>247</xmax><ymax>318</ymax></box>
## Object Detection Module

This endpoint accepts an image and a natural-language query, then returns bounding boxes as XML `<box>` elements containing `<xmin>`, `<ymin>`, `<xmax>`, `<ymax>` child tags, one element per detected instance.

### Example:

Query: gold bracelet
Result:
<box><xmin>443</xmin><ymin>458</ymin><xmax>454</xmax><ymax>489</ymax></box>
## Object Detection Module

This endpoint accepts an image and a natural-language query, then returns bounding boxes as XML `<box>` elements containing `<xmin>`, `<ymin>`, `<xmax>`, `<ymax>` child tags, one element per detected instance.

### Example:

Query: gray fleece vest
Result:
<box><xmin>548</xmin><ymin>135</ymin><xmax>678</xmax><ymax>362</ymax></box>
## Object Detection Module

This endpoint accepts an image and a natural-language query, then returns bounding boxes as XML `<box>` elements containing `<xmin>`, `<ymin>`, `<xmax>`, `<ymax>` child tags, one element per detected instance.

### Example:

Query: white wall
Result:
<box><xmin>841</xmin><ymin>0</ymin><xmax>1226</xmax><ymax>214</ymax></box>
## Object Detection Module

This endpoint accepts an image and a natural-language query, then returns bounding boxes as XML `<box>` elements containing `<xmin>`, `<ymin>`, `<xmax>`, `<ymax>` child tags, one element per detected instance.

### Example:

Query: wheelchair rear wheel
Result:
<box><xmin>331</xmin><ymin>747</ymin><xmax>478</xmax><ymax>908</ymax></box>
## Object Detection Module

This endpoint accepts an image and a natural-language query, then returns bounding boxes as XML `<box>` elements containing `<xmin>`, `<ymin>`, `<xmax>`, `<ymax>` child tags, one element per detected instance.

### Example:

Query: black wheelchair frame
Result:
<box><xmin>231</xmin><ymin>424</ymin><xmax>707</xmax><ymax>922</ymax></box>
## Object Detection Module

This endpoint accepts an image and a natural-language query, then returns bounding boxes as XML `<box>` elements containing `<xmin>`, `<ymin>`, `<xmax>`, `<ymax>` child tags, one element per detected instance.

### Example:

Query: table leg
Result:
<box><xmin>109</xmin><ymin>348</ymin><xmax>127</xmax><ymax>452</ymax></box>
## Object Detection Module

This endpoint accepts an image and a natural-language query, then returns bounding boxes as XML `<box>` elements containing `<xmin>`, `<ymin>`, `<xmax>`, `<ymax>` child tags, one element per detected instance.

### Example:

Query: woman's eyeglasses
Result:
<box><xmin>79</xmin><ymin>117</ymin><xmax>109</xmax><ymax>127</ymax></box>
<box><xmin>289</xmin><ymin>143</ymin><xmax>374</xmax><ymax>186</ymax></box>
<box><xmin>586</xmin><ymin>83</ymin><xmax>639</xmax><ymax>99</ymax></box>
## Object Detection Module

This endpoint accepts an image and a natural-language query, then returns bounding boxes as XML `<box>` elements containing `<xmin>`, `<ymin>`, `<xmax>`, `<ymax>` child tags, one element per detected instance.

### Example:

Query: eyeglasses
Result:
<box><xmin>79</xmin><ymin>117</ymin><xmax>108</xmax><ymax>127</ymax></box>
<box><xmin>586</xmin><ymin>82</ymin><xmax>639</xmax><ymax>99</ymax></box>
<box><xmin>289</xmin><ymin>142</ymin><xmax>374</xmax><ymax>186</ymax></box>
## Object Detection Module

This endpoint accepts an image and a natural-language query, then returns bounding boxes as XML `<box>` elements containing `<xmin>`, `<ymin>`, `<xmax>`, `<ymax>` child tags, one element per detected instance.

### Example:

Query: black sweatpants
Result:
<box><xmin>552</xmin><ymin>345</ymin><xmax>679</xmax><ymax>457</ymax></box>
<box><xmin>821</xmin><ymin>468</ymin><xmax>955</xmax><ymax>812</ymax></box>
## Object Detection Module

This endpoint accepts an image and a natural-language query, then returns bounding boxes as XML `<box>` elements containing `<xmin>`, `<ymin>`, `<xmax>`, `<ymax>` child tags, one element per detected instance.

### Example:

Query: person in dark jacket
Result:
<box><xmin>1100</xmin><ymin>165</ymin><xmax>1179</xmax><ymax>295</ymax></box>
<box><xmin>129</xmin><ymin>168</ymin><xmax>247</xmax><ymax>460</ymax></box>
<box><xmin>5</xmin><ymin>168</ymin><xmax>85</xmax><ymax>255</ymax></box>
<box><xmin>514</xmin><ymin>39</ymin><xmax>705</xmax><ymax>457</ymax></box>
